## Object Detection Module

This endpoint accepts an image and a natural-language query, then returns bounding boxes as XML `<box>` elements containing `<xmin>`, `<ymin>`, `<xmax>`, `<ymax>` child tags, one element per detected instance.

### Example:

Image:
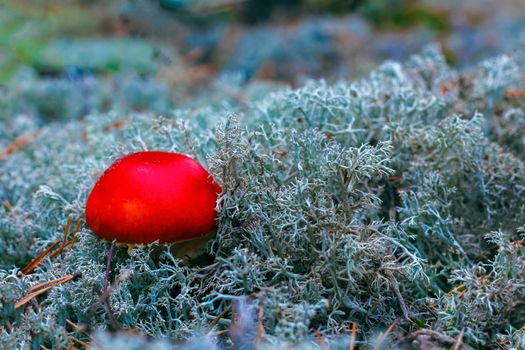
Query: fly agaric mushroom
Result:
<box><xmin>85</xmin><ymin>151</ymin><xmax>221</xmax><ymax>244</ymax></box>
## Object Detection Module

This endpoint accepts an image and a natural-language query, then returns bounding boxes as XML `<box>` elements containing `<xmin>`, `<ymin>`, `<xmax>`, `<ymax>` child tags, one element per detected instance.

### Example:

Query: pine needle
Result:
<box><xmin>315</xmin><ymin>330</ymin><xmax>328</xmax><ymax>350</ymax></box>
<box><xmin>2</xmin><ymin>200</ymin><xmax>14</xmax><ymax>211</ymax></box>
<box><xmin>451</xmin><ymin>328</ymin><xmax>465</xmax><ymax>350</ymax></box>
<box><xmin>29</xmin><ymin>274</ymin><xmax>77</xmax><ymax>293</ymax></box>
<box><xmin>505</xmin><ymin>89</ymin><xmax>525</xmax><ymax>98</ymax></box>
<box><xmin>373</xmin><ymin>320</ymin><xmax>398</xmax><ymax>350</ymax></box>
<box><xmin>15</xmin><ymin>273</ymin><xmax>79</xmax><ymax>309</ymax></box>
<box><xmin>48</xmin><ymin>217</ymin><xmax>72</xmax><ymax>259</ymax></box>
<box><xmin>20</xmin><ymin>241</ymin><xmax>61</xmax><ymax>275</ymax></box>
<box><xmin>256</xmin><ymin>296</ymin><xmax>266</xmax><ymax>348</ymax></box>
<box><xmin>20</xmin><ymin>219</ymin><xmax>81</xmax><ymax>274</ymax></box>
<box><xmin>0</xmin><ymin>131</ymin><xmax>39</xmax><ymax>160</ymax></box>
<box><xmin>66</xmin><ymin>319</ymin><xmax>92</xmax><ymax>340</ymax></box>
<box><xmin>349</xmin><ymin>322</ymin><xmax>357</xmax><ymax>350</ymax></box>
<box><xmin>15</xmin><ymin>285</ymin><xmax>55</xmax><ymax>309</ymax></box>
<box><xmin>64</xmin><ymin>334</ymin><xmax>90</xmax><ymax>348</ymax></box>
<box><xmin>208</xmin><ymin>306</ymin><xmax>230</xmax><ymax>332</ymax></box>
<box><xmin>448</xmin><ymin>284</ymin><xmax>466</xmax><ymax>296</ymax></box>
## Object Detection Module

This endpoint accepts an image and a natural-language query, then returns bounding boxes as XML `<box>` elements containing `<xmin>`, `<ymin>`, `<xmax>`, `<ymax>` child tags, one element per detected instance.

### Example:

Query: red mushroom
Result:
<box><xmin>85</xmin><ymin>151</ymin><xmax>221</xmax><ymax>244</ymax></box>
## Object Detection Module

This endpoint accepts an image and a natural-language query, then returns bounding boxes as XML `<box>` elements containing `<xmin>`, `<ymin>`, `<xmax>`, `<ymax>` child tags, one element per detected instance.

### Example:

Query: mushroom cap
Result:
<box><xmin>85</xmin><ymin>151</ymin><xmax>221</xmax><ymax>244</ymax></box>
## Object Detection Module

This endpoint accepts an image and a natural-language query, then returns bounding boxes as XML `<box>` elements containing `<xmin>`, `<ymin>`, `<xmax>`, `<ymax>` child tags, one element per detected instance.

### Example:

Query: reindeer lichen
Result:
<box><xmin>1</xmin><ymin>45</ymin><xmax>525</xmax><ymax>349</ymax></box>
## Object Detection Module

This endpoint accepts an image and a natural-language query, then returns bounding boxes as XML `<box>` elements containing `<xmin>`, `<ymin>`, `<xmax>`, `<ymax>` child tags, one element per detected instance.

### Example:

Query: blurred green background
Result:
<box><xmin>1</xmin><ymin>0</ymin><xmax>524</xmax><ymax>120</ymax></box>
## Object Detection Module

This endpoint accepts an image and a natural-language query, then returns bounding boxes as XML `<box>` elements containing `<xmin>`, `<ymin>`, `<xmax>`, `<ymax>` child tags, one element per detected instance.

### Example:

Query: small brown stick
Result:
<box><xmin>64</xmin><ymin>334</ymin><xmax>90</xmax><ymax>348</ymax></box>
<box><xmin>103</xmin><ymin>119</ymin><xmax>129</xmax><ymax>133</ymax></box>
<box><xmin>448</xmin><ymin>284</ymin><xmax>466</xmax><ymax>296</ymax></box>
<box><xmin>49</xmin><ymin>219</ymin><xmax>81</xmax><ymax>259</ymax></box>
<box><xmin>72</xmin><ymin>219</ymin><xmax>82</xmax><ymax>237</ymax></box>
<box><xmin>2</xmin><ymin>200</ymin><xmax>14</xmax><ymax>211</ymax></box>
<box><xmin>29</xmin><ymin>274</ymin><xmax>77</xmax><ymax>293</ymax></box>
<box><xmin>373</xmin><ymin>320</ymin><xmax>398</xmax><ymax>350</ymax></box>
<box><xmin>451</xmin><ymin>328</ymin><xmax>465</xmax><ymax>350</ymax></box>
<box><xmin>65</xmin><ymin>335</ymin><xmax>80</xmax><ymax>350</ymax></box>
<box><xmin>256</xmin><ymin>295</ymin><xmax>266</xmax><ymax>347</ymax></box>
<box><xmin>66</xmin><ymin>319</ymin><xmax>99</xmax><ymax>348</ymax></box>
<box><xmin>15</xmin><ymin>285</ymin><xmax>55</xmax><ymax>309</ymax></box>
<box><xmin>49</xmin><ymin>217</ymin><xmax>72</xmax><ymax>259</ymax></box>
<box><xmin>349</xmin><ymin>322</ymin><xmax>357</xmax><ymax>350</ymax></box>
<box><xmin>505</xmin><ymin>89</ymin><xmax>525</xmax><ymax>98</ymax></box>
<box><xmin>495</xmin><ymin>341</ymin><xmax>507</xmax><ymax>350</ymax></box>
<box><xmin>0</xmin><ymin>131</ymin><xmax>40</xmax><ymax>160</ymax></box>
<box><xmin>68</xmin><ymin>226</ymin><xmax>79</xmax><ymax>249</ymax></box>
<box><xmin>315</xmin><ymin>330</ymin><xmax>328</xmax><ymax>350</ymax></box>
<box><xmin>20</xmin><ymin>241</ymin><xmax>61</xmax><ymax>275</ymax></box>
<box><xmin>15</xmin><ymin>273</ymin><xmax>78</xmax><ymax>309</ymax></box>
<box><xmin>214</xmin><ymin>329</ymin><xmax>229</xmax><ymax>337</ymax></box>
<box><xmin>208</xmin><ymin>307</ymin><xmax>230</xmax><ymax>332</ymax></box>
<box><xmin>66</xmin><ymin>319</ymin><xmax>82</xmax><ymax>330</ymax></box>
<box><xmin>385</xmin><ymin>320</ymin><xmax>398</xmax><ymax>334</ymax></box>
<box><xmin>66</xmin><ymin>319</ymin><xmax>92</xmax><ymax>340</ymax></box>
<box><xmin>457</xmin><ymin>289</ymin><xmax>467</xmax><ymax>300</ymax></box>
<box><xmin>20</xmin><ymin>219</ymin><xmax>81</xmax><ymax>274</ymax></box>
<box><xmin>424</xmin><ymin>303</ymin><xmax>439</xmax><ymax>319</ymax></box>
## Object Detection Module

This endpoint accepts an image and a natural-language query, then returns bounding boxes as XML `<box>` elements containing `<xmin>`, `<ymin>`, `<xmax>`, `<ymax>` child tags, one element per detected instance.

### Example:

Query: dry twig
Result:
<box><xmin>0</xmin><ymin>131</ymin><xmax>40</xmax><ymax>160</ymax></box>
<box><xmin>349</xmin><ymin>322</ymin><xmax>357</xmax><ymax>350</ymax></box>
<box><xmin>64</xmin><ymin>334</ymin><xmax>90</xmax><ymax>348</ymax></box>
<box><xmin>20</xmin><ymin>241</ymin><xmax>60</xmax><ymax>275</ymax></box>
<box><xmin>451</xmin><ymin>328</ymin><xmax>465</xmax><ymax>350</ymax></box>
<box><xmin>256</xmin><ymin>295</ymin><xmax>266</xmax><ymax>348</ymax></box>
<box><xmin>208</xmin><ymin>306</ymin><xmax>231</xmax><ymax>332</ymax></box>
<box><xmin>315</xmin><ymin>330</ymin><xmax>328</xmax><ymax>350</ymax></box>
<box><xmin>20</xmin><ymin>218</ymin><xmax>82</xmax><ymax>275</ymax></box>
<box><xmin>505</xmin><ymin>89</ymin><xmax>525</xmax><ymax>98</ymax></box>
<box><xmin>15</xmin><ymin>273</ymin><xmax>79</xmax><ymax>309</ymax></box>
<box><xmin>373</xmin><ymin>320</ymin><xmax>398</xmax><ymax>350</ymax></box>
